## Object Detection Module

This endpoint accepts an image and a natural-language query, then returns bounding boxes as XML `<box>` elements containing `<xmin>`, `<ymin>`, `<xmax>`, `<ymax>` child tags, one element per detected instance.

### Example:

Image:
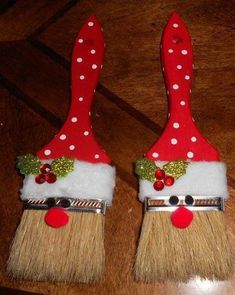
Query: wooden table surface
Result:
<box><xmin>0</xmin><ymin>1</ymin><xmax>234</xmax><ymax>294</ymax></box>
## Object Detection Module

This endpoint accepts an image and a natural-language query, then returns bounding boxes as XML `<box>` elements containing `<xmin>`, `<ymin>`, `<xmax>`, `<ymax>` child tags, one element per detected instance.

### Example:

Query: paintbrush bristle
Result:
<box><xmin>7</xmin><ymin>210</ymin><xmax>105</xmax><ymax>283</ymax></box>
<box><xmin>134</xmin><ymin>211</ymin><xmax>233</xmax><ymax>282</ymax></box>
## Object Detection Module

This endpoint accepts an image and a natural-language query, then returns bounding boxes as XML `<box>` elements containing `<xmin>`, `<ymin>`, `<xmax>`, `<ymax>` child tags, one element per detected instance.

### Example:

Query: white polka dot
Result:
<box><xmin>191</xmin><ymin>136</ymin><xmax>197</xmax><ymax>142</ymax></box>
<box><xmin>59</xmin><ymin>134</ymin><xmax>66</xmax><ymax>140</ymax></box>
<box><xmin>181</xmin><ymin>49</ymin><xmax>188</xmax><ymax>55</ymax></box>
<box><xmin>190</xmin><ymin>89</ymin><xmax>192</xmax><ymax>93</ymax></box>
<box><xmin>94</xmin><ymin>154</ymin><xmax>100</xmax><ymax>159</ymax></box>
<box><xmin>78</xmin><ymin>97</ymin><xmax>84</xmax><ymax>102</ymax></box>
<box><xmin>180</xmin><ymin>100</ymin><xmax>186</xmax><ymax>106</ymax></box>
<box><xmin>92</xmin><ymin>64</ymin><xmax>97</xmax><ymax>69</ymax></box>
<box><xmin>88</xmin><ymin>21</ymin><xmax>94</xmax><ymax>26</ymax></box>
<box><xmin>171</xmin><ymin>138</ymin><xmax>178</xmax><ymax>145</ymax></box>
<box><xmin>80</xmin><ymin>75</ymin><xmax>85</xmax><ymax>80</ymax></box>
<box><xmin>69</xmin><ymin>145</ymin><xmax>75</xmax><ymax>150</ymax></box>
<box><xmin>152</xmin><ymin>152</ymin><xmax>159</xmax><ymax>158</ymax></box>
<box><xmin>90</xmin><ymin>49</ymin><xmax>96</xmax><ymax>54</ymax></box>
<box><xmin>173</xmin><ymin>122</ymin><xmax>180</xmax><ymax>128</ymax></box>
<box><xmin>94</xmin><ymin>89</ymin><xmax>96</xmax><ymax>93</ymax></box>
<box><xmin>173</xmin><ymin>23</ymin><xmax>179</xmax><ymax>28</ymax></box>
<box><xmin>167</xmin><ymin>90</ymin><xmax>169</xmax><ymax>95</ymax></box>
<box><xmin>185</xmin><ymin>75</ymin><xmax>190</xmax><ymax>80</ymax></box>
<box><xmin>44</xmin><ymin>149</ymin><xmax>51</xmax><ymax>156</ymax></box>
<box><xmin>177</xmin><ymin>65</ymin><xmax>182</xmax><ymax>70</ymax></box>
<box><xmin>78</xmin><ymin>38</ymin><xmax>83</xmax><ymax>43</ymax></box>
<box><xmin>84</xmin><ymin>131</ymin><xmax>89</xmax><ymax>136</ymax></box>
<box><xmin>173</xmin><ymin>84</ymin><xmax>179</xmax><ymax>90</ymax></box>
<box><xmin>168</xmin><ymin>48</ymin><xmax>173</xmax><ymax>53</ymax></box>
<box><xmin>77</xmin><ymin>57</ymin><xmax>83</xmax><ymax>63</ymax></box>
<box><xmin>187</xmin><ymin>152</ymin><xmax>194</xmax><ymax>158</ymax></box>
<box><xmin>71</xmin><ymin>117</ymin><xmax>78</xmax><ymax>123</ymax></box>
<box><xmin>162</xmin><ymin>67</ymin><xmax>164</xmax><ymax>72</ymax></box>
<box><xmin>101</xmin><ymin>64</ymin><xmax>103</xmax><ymax>69</ymax></box>
<box><xmin>89</xmin><ymin>112</ymin><xmax>91</xmax><ymax>116</ymax></box>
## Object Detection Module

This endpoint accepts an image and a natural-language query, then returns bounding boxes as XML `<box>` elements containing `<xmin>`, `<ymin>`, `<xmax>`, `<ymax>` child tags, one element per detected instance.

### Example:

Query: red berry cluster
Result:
<box><xmin>35</xmin><ymin>164</ymin><xmax>57</xmax><ymax>184</ymax></box>
<box><xmin>153</xmin><ymin>169</ymin><xmax>174</xmax><ymax>191</ymax></box>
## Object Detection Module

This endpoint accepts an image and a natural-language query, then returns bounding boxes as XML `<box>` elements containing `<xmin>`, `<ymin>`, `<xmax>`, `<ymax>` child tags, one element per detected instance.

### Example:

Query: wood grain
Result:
<box><xmin>37</xmin><ymin>0</ymin><xmax>235</xmax><ymax>121</ymax></box>
<box><xmin>0</xmin><ymin>1</ymin><xmax>234</xmax><ymax>294</ymax></box>
<box><xmin>0</xmin><ymin>287</ymin><xmax>42</xmax><ymax>295</ymax></box>
<box><xmin>0</xmin><ymin>0</ymin><xmax>74</xmax><ymax>41</ymax></box>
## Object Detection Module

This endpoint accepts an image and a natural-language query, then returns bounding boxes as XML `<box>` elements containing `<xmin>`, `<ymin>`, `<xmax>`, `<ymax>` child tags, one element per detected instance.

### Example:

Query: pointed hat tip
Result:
<box><xmin>86</xmin><ymin>15</ymin><xmax>101</xmax><ymax>27</ymax></box>
<box><xmin>168</xmin><ymin>11</ymin><xmax>183</xmax><ymax>23</ymax></box>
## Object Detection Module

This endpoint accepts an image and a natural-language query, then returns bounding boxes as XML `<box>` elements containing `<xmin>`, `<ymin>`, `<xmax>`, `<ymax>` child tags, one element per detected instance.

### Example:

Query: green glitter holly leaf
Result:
<box><xmin>51</xmin><ymin>157</ymin><xmax>74</xmax><ymax>177</ymax></box>
<box><xmin>135</xmin><ymin>158</ymin><xmax>158</xmax><ymax>182</ymax></box>
<box><xmin>17</xmin><ymin>154</ymin><xmax>41</xmax><ymax>175</ymax></box>
<box><xmin>163</xmin><ymin>160</ymin><xmax>189</xmax><ymax>179</ymax></box>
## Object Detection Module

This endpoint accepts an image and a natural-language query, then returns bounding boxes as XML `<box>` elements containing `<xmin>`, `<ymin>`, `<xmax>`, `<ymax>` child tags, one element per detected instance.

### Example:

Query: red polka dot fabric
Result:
<box><xmin>146</xmin><ymin>12</ymin><xmax>220</xmax><ymax>162</ymax></box>
<box><xmin>37</xmin><ymin>16</ymin><xmax>111</xmax><ymax>164</ymax></box>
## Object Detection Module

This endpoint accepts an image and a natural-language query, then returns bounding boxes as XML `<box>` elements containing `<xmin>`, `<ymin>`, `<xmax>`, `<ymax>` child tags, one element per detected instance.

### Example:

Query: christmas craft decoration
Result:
<box><xmin>17</xmin><ymin>154</ymin><xmax>74</xmax><ymax>183</ymax></box>
<box><xmin>134</xmin><ymin>12</ymin><xmax>232</xmax><ymax>282</ymax></box>
<box><xmin>7</xmin><ymin>16</ymin><xmax>116</xmax><ymax>283</ymax></box>
<box><xmin>136</xmin><ymin>158</ymin><xmax>188</xmax><ymax>190</ymax></box>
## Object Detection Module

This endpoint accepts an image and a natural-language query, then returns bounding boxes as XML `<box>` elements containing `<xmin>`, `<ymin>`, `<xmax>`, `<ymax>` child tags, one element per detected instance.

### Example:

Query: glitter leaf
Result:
<box><xmin>17</xmin><ymin>154</ymin><xmax>41</xmax><ymax>175</ymax></box>
<box><xmin>51</xmin><ymin>157</ymin><xmax>74</xmax><ymax>177</ymax></box>
<box><xmin>163</xmin><ymin>160</ymin><xmax>189</xmax><ymax>179</ymax></box>
<box><xmin>135</xmin><ymin>158</ymin><xmax>158</xmax><ymax>182</ymax></box>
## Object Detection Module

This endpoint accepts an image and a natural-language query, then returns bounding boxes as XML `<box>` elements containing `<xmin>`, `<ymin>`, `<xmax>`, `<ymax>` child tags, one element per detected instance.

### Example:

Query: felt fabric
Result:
<box><xmin>21</xmin><ymin>160</ymin><xmax>116</xmax><ymax>205</ymax></box>
<box><xmin>146</xmin><ymin>12</ymin><xmax>219</xmax><ymax>162</ymax></box>
<box><xmin>138</xmin><ymin>161</ymin><xmax>228</xmax><ymax>202</ymax></box>
<box><xmin>37</xmin><ymin>16</ymin><xmax>110</xmax><ymax>164</ymax></box>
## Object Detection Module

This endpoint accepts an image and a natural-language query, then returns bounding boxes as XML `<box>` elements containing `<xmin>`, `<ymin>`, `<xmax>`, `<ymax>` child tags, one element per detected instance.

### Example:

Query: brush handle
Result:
<box><xmin>71</xmin><ymin>16</ymin><xmax>104</xmax><ymax>117</ymax></box>
<box><xmin>161</xmin><ymin>12</ymin><xmax>193</xmax><ymax>118</ymax></box>
<box><xmin>37</xmin><ymin>16</ymin><xmax>111</xmax><ymax>163</ymax></box>
<box><xmin>146</xmin><ymin>12</ymin><xmax>219</xmax><ymax>161</ymax></box>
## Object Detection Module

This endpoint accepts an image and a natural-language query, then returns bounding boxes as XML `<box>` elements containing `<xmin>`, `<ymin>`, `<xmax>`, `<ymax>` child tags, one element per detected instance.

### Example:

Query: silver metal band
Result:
<box><xmin>145</xmin><ymin>196</ymin><xmax>224</xmax><ymax>212</ymax></box>
<box><xmin>23</xmin><ymin>198</ymin><xmax>107</xmax><ymax>215</ymax></box>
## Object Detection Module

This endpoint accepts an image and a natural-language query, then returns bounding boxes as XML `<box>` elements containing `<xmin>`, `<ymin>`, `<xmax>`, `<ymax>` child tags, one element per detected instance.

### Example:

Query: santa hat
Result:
<box><xmin>19</xmin><ymin>16</ymin><xmax>115</xmax><ymax>206</ymax></box>
<box><xmin>138</xmin><ymin>12</ymin><xmax>228</xmax><ymax>202</ymax></box>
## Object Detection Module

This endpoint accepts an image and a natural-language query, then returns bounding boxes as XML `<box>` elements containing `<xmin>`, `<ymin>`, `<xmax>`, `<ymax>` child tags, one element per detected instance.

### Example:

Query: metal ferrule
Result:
<box><xmin>145</xmin><ymin>196</ymin><xmax>225</xmax><ymax>212</ymax></box>
<box><xmin>23</xmin><ymin>198</ymin><xmax>107</xmax><ymax>215</ymax></box>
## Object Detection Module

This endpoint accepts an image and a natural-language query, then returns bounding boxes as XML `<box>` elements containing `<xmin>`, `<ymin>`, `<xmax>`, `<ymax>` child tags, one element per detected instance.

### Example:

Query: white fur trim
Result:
<box><xmin>21</xmin><ymin>160</ymin><xmax>116</xmax><ymax>205</ymax></box>
<box><xmin>139</xmin><ymin>161</ymin><xmax>228</xmax><ymax>202</ymax></box>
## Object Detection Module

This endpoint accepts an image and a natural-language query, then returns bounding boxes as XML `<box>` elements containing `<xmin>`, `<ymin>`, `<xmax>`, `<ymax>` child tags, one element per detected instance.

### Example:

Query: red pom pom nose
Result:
<box><xmin>171</xmin><ymin>207</ymin><xmax>193</xmax><ymax>229</ymax></box>
<box><xmin>45</xmin><ymin>208</ymin><xmax>69</xmax><ymax>228</ymax></box>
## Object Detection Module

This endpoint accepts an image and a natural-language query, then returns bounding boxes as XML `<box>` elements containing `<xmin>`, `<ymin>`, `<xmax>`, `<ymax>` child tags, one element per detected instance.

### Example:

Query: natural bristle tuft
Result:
<box><xmin>134</xmin><ymin>211</ymin><xmax>233</xmax><ymax>282</ymax></box>
<box><xmin>7</xmin><ymin>210</ymin><xmax>105</xmax><ymax>283</ymax></box>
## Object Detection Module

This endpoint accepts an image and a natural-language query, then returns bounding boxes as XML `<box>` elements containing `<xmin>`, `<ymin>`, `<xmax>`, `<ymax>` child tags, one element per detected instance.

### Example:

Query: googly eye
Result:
<box><xmin>60</xmin><ymin>198</ymin><xmax>71</xmax><ymax>208</ymax></box>
<box><xmin>46</xmin><ymin>198</ymin><xmax>56</xmax><ymax>208</ymax></box>
<box><xmin>185</xmin><ymin>195</ymin><xmax>194</xmax><ymax>205</ymax></box>
<box><xmin>169</xmin><ymin>195</ymin><xmax>179</xmax><ymax>205</ymax></box>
